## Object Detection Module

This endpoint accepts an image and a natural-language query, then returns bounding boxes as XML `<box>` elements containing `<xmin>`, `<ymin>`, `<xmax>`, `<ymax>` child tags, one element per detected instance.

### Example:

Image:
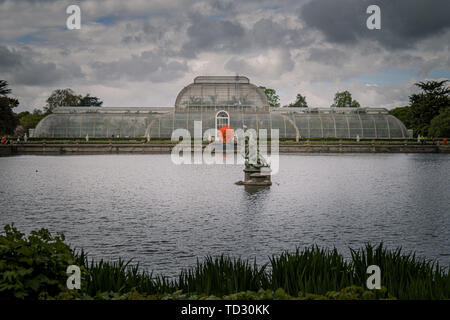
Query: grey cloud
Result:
<box><xmin>180</xmin><ymin>15</ymin><xmax>308</xmax><ymax>58</ymax></box>
<box><xmin>225</xmin><ymin>48</ymin><xmax>295</xmax><ymax>77</ymax></box>
<box><xmin>181</xmin><ymin>15</ymin><xmax>246</xmax><ymax>57</ymax></box>
<box><xmin>301</xmin><ymin>0</ymin><xmax>450</xmax><ymax>49</ymax></box>
<box><xmin>90</xmin><ymin>50</ymin><xmax>188</xmax><ymax>82</ymax></box>
<box><xmin>251</xmin><ymin>19</ymin><xmax>302</xmax><ymax>48</ymax></box>
<box><xmin>0</xmin><ymin>45</ymin><xmax>84</xmax><ymax>86</ymax></box>
<box><xmin>307</xmin><ymin>47</ymin><xmax>348</xmax><ymax>66</ymax></box>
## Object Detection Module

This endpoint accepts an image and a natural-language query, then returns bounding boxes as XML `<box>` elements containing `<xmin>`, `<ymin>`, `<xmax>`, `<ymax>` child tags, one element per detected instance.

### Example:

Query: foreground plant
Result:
<box><xmin>1</xmin><ymin>225</ymin><xmax>449</xmax><ymax>300</ymax></box>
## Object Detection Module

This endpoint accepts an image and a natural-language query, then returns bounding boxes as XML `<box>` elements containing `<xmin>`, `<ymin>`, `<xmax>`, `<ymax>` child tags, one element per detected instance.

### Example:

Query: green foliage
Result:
<box><xmin>0</xmin><ymin>225</ymin><xmax>75</xmax><ymax>299</ymax></box>
<box><xmin>270</xmin><ymin>246</ymin><xmax>354</xmax><ymax>296</ymax></box>
<box><xmin>350</xmin><ymin>243</ymin><xmax>450</xmax><ymax>299</ymax></box>
<box><xmin>408</xmin><ymin>80</ymin><xmax>450</xmax><ymax>136</ymax></box>
<box><xmin>44</xmin><ymin>89</ymin><xmax>79</xmax><ymax>113</ymax></box>
<box><xmin>259</xmin><ymin>86</ymin><xmax>280</xmax><ymax>108</ymax></box>
<box><xmin>79</xmin><ymin>94</ymin><xmax>103</xmax><ymax>107</ymax></box>
<box><xmin>18</xmin><ymin>109</ymin><xmax>47</xmax><ymax>131</ymax></box>
<box><xmin>287</xmin><ymin>94</ymin><xmax>308</xmax><ymax>108</ymax></box>
<box><xmin>0</xmin><ymin>80</ymin><xmax>12</xmax><ymax>96</ymax></box>
<box><xmin>331</xmin><ymin>91</ymin><xmax>360</xmax><ymax>108</ymax></box>
<box><xmin>43</xmin><ymin>286</ymin><xmax>392</xmax><ymax>301</ymax></box>
<box><xmin>0</xmin><ymin>80</ymin><xmax>19</xmax><ymax>135</ymax></box>
<box><xmin>1</xmin><ymin>225</ymin><xmax>449</xmax><ymax>300</ymax></box>
<box><xmin>390</xmin><ymin>106</ymin><xmax>413</xmax><ymax>129</ymax></box>
<box><xmin>75</xmin><ymin>252</ymin><xmax>168</xmax><ymax>297</ymax></box>
<box><xmin>177</xmin><ymin>255</ymin><xmax>269</xmax><ymax>296</ymax></box>
<box><xmin>428</xmin><ymin>107</ymin><xmax>450</xmax><ymax>138</ymax></box>
<box><xmin>44</xmin><ymin>89</ymin><xmax>103</xmax><ymax>113</ymax></box>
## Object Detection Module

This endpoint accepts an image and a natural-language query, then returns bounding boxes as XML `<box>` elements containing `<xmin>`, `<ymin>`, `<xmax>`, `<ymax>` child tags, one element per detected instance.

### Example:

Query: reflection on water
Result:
<box><xmin>0</xmin><ymin>154</ymin><xmax>449</xmax><ymax>277</ymax></box>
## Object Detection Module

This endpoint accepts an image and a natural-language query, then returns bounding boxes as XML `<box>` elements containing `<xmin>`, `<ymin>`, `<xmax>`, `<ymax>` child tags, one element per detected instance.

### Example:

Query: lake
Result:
<box><xmin>1</xmin><ymin>154</ymin><xmax>449</xmax><ymax>277</ymax></box>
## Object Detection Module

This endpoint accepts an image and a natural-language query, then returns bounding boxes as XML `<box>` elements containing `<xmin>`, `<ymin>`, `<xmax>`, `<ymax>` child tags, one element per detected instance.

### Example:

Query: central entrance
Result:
<box><xmin>215</xmin><ymin>110</ymin><xmax>230</xmax><ymax>140</ymax></box>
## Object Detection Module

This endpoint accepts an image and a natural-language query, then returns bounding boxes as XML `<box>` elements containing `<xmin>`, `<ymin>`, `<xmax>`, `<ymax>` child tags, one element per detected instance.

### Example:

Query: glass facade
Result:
<box><xmin>34</xmin><ymin>77</ymin><xmax>409</xmax><ymax>139</ymax></box>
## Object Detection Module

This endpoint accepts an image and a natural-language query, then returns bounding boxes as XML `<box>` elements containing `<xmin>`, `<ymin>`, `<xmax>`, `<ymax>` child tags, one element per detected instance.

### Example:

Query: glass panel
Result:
<box><xmin>34</xmin><ymin>108</ymin><xmax>409</xmax><ymax>139</ymax></box>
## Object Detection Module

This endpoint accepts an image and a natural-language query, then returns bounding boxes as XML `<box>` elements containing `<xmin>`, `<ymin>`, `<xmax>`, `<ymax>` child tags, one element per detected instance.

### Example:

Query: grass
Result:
<box><xmin>71</xmin><ymin>244</ymin><xmax>449</xmax><ymax>300</ymax></box>
<box><xmin>1</xmin><ymin>225</ymin><xmax>448</xmax><ymax>299</ymax></box>
<box><xmin>20</xmin><ymin>137</ymin><xmax>435</xmax><ymax>145</ymax></box>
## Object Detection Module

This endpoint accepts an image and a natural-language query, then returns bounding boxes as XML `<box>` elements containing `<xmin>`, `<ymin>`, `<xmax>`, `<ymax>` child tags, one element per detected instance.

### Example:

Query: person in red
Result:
<box><xmin>219</xmin><ymin>125</ymin><xmax>234</xmax><ymax>144</ymax></box>
<box><xmin>444</xmin><ymin>138</ymin><xmax>448</xmax><ymax>145</ymax></box>
<box><xmin>1</xmin><ymin>137</ymin><xmax>6</xmax><ymax>144</ymax></box>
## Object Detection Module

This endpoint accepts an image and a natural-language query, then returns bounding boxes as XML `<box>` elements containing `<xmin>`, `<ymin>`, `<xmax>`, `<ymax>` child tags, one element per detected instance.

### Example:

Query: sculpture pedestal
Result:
<box><xmin>236</xmin><ymin>168</ymin><xmax>272</xmax><ymax>186</ymax></box>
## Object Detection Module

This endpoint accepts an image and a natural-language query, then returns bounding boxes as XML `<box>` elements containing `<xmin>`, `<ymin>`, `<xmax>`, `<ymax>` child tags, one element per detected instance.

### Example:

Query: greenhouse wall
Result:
<box><xmin>33</xmin><ymin>76</ymin><xmax>409</xmax><ymax>139</ymax></box>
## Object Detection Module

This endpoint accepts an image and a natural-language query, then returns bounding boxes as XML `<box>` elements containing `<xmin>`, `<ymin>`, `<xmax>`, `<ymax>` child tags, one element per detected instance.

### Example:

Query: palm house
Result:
<box><xmin>34</xmin><ymin>76</ymin><xmax>409</xmax><ymax>139</ymax></box>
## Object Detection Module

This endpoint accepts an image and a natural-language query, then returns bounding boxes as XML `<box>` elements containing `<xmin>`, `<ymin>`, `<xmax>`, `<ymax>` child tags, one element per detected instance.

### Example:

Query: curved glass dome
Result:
<box><xmin>34</xmin><ymin>76</ymin><xmax>409</xmax><ymax>139</ymax></box>
<box><xmin>174</xmin><ymin>76</ymin><xmax>270</xmax><ymax>111</ymax></box>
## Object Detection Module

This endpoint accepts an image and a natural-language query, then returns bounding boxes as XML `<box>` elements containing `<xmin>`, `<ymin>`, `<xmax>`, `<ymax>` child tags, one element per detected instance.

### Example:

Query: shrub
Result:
<box><xmin>0</xmin><ymin>225</ymin><xmax>75</xmax><ymax>299</ymax></box>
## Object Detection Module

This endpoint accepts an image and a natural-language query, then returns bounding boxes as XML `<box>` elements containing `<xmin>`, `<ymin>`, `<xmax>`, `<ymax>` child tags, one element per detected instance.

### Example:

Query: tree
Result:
<box><xmin>428</xmin><ymin>107</ymin><xmax>450</xmax><ymax>138</ymax></box>
<box><xmin>0</xmin><ymin>80</ymin><xmax>19</xmax><ymax>135</ymax></box>
<box><xmin>18</xmin><ymin>109</ymin><xmax>46</xmax><ymax>131</ymax></box>
<box><xmin>44</xmin><ymin>89</ymin><xmax>80</xmax><ymax>113</ymax></box>
<box><xmin>0</xmin><ymin>80</ymin><xmax>12</xmax><ymax>96</ymax></box>
<box><xmin>288</xmin><ymin>94</ymin><xmax>308</xmax><ymax>108</ymax></box>
<box><xmin>259</xmin><ymin>86</ymin><xmax>280</xmax><ymax>108</ymax></box>
<box><xmin>44</xmin><ymin>89</ymin><xmax>103</xmax><ymax>113</ymax></box>
<box><xmin>390</xmin><ymin>106</ymin><xmax>413</xmax><ymax>129</ymax></box>
<box><xmin>408</xmin><ymin>80</ymin><xmax>450</xmax><ymax>136</ymax></box>
<box><xmin>331</xmin><ymin>91</ymin><xmax>360</xmax><ymax>108</ymax></box>
<box><xmin>79</xmin><ymin>94</ymin><xmax>103</xmax><ymax>107</ymax></box>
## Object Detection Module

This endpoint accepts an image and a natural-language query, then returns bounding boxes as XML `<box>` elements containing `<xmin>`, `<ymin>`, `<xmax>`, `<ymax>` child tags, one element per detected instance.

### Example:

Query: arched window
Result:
<box><xmin>216</xmin><ymin>110</ymin><xmax>230</xmax><ymax>131</ymax></box>
<box><xmin>215</xmin><ymin>110</ymin><xmax>230</xmax><ymax>140</ymax></box>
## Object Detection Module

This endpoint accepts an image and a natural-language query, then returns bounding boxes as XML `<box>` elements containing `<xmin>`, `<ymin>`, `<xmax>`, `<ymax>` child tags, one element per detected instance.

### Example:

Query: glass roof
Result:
<box><xmin>174</xmin><ymin>76</ymin><xmax>269</xmax><ymax>110</ymax></box>
<box><xmin>33</xmin><ymin>76</ymin><xmax>409</xmax><ymax>139</ymax></box>
<box><xmin>35</xmin><ymin>108</ymin><xmax>408</xmax><ymax>139</ymax></box>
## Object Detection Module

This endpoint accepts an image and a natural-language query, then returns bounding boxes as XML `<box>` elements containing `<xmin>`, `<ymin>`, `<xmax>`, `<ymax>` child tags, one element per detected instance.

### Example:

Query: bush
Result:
<box><xmin>1</xmin><ymin>225</ymin><xmax>449</xmax><ymax>300</ymax></box>
<box><xmin>0</xmin><ymin>224</ymin><xmax>75</xmax><ymax>299</ymax></box>
<box><xmin>428</xmin><ymin>107</ymin><xmax>450</xmax><ymax>138</ymax></box>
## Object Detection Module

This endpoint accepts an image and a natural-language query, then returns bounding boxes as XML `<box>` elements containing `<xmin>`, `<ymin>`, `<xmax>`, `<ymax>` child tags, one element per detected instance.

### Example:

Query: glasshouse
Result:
<box><xmin>34</xmin><ymin>76</ymin><xmax>409</xmax><ymax>139</ymax></box>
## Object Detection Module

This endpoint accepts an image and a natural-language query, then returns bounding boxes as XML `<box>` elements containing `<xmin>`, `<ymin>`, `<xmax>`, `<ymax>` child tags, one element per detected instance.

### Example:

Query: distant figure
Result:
<box><xmin>417</xmin><ymin>134</ymin><xmax>421</xmax><ymax>143</ymax></box>
<box><xmin>1</xmin><ymin>137</ymin><xmax>5</xmax><ymax>144</ymax></box>
<box><xmin>24</xmin><ymin>133</ymin><xmax>28</xmax><ymax>143</ymax></box>
<box><xmin>444</xmin><ymin>138</ymin><xmax>447</xmax><ymax>145</ymax></box>
<box><xmin>86</xmin><ymin>134</ymin><xmax>89</xmax><ymax>142</ymax></box>
<box><xmin>356</xmin><ymin>134</ymin><xmax>360</xmax><ymax>142</ymax></box>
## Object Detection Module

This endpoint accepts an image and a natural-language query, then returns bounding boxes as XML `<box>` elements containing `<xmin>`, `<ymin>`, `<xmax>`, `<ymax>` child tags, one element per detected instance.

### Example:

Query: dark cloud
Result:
<box><xmin>301</xmin><ymin>0</ymin><xmax>450</xmax><ymax>49</ymax></box>
<box><xmin>0</xmin><ymin>0</ymin><xmax>448</xmax><ymax>110</ymax></box>
<box><xmin>181</xmin><ymin>14</ymin><xmax>246</xmax><ymax>57</ymax></box>
<box><xmin>0</xmin><ymin>45</ymin><xmax>84</xmax><ymax>86</ymax></box>
<box><xmin>251</xmin><ymin>19</ymin><xmax>302</xmax><ymax>48</ymax></box>
<box><xmin>90</xmin><ymin>50</ymin><xmax>188</xmax><ymax>82</ymax></box>
<box><xmin>225</xmin><ymin>48</ymin><xmax>295</xmax><ymax>77</ymax></box>
<box><xmin>307</xmin><ymin>47</ymin><xmax>347</xmax><ymax>66</ymax></box>
<box><xmin>180</xmin><ymin>14</ymin><xmax>308</xmax><ymax>58</ymax></box>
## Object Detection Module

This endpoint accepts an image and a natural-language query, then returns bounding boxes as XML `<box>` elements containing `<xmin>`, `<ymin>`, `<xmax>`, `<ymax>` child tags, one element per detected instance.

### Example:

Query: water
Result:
<box><xmin>1</xmin><ymin>154</ymin><xmax>449</xmax><ymax>277</ymax></box>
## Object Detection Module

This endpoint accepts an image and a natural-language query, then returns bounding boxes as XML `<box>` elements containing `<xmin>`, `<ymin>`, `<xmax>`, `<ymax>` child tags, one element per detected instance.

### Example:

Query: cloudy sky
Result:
<box><xmin>1</xmin><ymin>0</ymin><xmax>449</xmax><ymax>112</ymax></box>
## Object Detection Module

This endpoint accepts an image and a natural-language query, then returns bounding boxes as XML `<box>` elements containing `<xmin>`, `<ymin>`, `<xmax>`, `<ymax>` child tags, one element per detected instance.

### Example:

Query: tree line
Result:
<box><xmin>390</xmin><ymin>80</ymin><xmax>450</xmax><ymax>137</ymax></box>
<box><xmin>259</xmin><ymin>86</ymin><xmax>361</xmax><ymax>109</ymax></box>
<box><xmin>260</xmin><ymin>80</ymin><xmax>449</xmax><ymax>137</ymax></box>
<box><xmin>0</xmin><ymin>81</ymin><xmax>103</xmax><ymax>136</ymax></box>
<box><xmin>1</xmin><ymin>80</ymin><xmax>449</xmax><ymax>137</ymax></box>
